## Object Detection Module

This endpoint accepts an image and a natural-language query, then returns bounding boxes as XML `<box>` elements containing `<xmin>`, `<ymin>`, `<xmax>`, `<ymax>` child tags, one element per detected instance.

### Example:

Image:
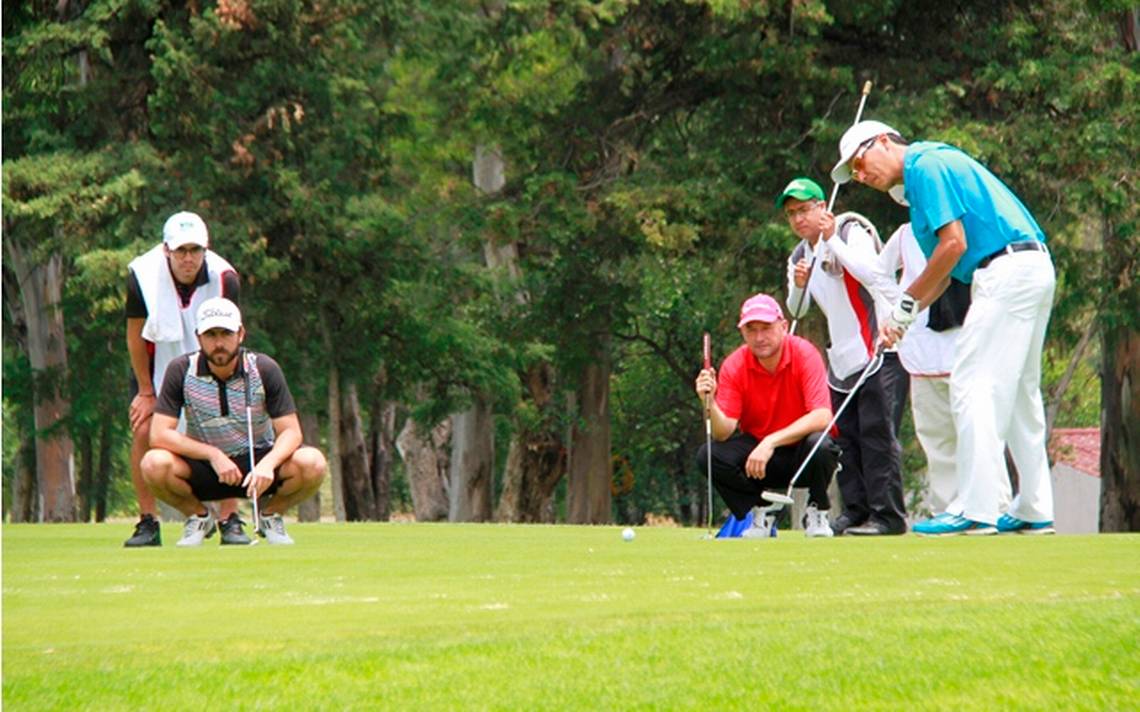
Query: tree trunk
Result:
<box><xmin>567</xmin><ymin>352</ymin><xmax>613</xmax><ymax>524</ymax></box>
<box><xmin>1100</xmin><ymin>326</ymin><xmax>1140</xmax><ymax>531</ymax></box>
<box><xmin>437</xmin><ymin>144</ymin><xmax>506</xmax><ymax>524</ymax></box>
<box><xmin>10</xmin><ymin>436</ymin><xmax>37</xmax><ymax>523</ymax></box>
<box><xmin>326</xmin><ymin>361</ymin><xmax>347</xmax><ymax>522</ymax></box>
<box><xmin>94</xmin><ymin>416</ymin><xmax>112</xmax><ymax>523</ymax></box>
<box><xmin>339</xmin><ymin>381</ymin><xmax>376</xmax><ymax>520</ymax></box>
<box><xmin>396</xmin><ymin>416</ymin><xmax>450</xmax><ymax>521</ymax></box>
<box><xmin>496</xmin><ymin>361</ymin><xmax>565</xmax><ymax>522</ymax></box>
<box><xmin>496</xmin><ymin>433</ymin><xmax>565</xmax><ymax>523</ymax></box>
<box><xmin>6</xmin><ymin>241</ymin><xmax>76</xmax><ymax>522</ymax></box>
<box><xmin>449</xmin><ymin>396</ymin><xmax>495</xmax><ymax>522</ymax></box>
<box><xmin>369</xmin><ymin>399</ymin><xmax>397</xmax><ymax>521</ymax></box>
<box><xmin>297</xmin><ymin>410</ymin><xmax>322</xmax><ymax>522</ymax></box>
<box><xmin>1099</xmin><ymin>0</ymin><xmax>1140</xmax><ymax>534</ymax></box>
<box><xmin>77</xmin><ymin>431</ymin><xmax>93</xmax><ymax>522</ymax></box>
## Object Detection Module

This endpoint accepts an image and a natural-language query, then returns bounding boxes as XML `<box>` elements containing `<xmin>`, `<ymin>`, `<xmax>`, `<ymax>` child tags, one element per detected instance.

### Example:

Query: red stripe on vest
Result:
<box><xmin>842</xmin><ymin>269</ymin><xmax>874</xmax><ymax>357</ymax></box>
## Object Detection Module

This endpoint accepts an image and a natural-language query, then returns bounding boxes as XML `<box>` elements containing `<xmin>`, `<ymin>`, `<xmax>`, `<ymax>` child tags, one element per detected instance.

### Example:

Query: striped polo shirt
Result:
<box><xmin>155</xmin><ymin>350</ymin><xmax>296</xmax><ymax>458</ymax></box>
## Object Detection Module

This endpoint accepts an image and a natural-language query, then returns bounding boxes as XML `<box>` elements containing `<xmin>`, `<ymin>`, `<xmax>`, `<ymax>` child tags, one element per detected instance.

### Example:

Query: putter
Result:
<box><xmin>761</xmin><ymin>349</ymin><xmax>883</xmax><ymax>505</ymax></box>
<box><xmin>242</xmin><ymin>351</ymin><xmax>261</xmax><ymax>542</ymax></box>
<box><xmin>703</xmin><ymin>332</ymin><xmax>713</xmax><ymax>535</ymax></box>
<box><xmin>790</xmin><ymin>80</ymin><xmax>873</xmax><ymax>336</ymax></box>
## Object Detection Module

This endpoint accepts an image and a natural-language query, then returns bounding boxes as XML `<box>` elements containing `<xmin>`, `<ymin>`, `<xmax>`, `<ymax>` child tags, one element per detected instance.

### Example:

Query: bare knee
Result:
<box><xmin>291</xmin><ymin>447</ymin><xmax>327</xmax><ymax>486</ymax></box>
<box><xmin>140</xmin><ymin>449</ymin><xmax>179</xmax><ymax>488</ymax></box>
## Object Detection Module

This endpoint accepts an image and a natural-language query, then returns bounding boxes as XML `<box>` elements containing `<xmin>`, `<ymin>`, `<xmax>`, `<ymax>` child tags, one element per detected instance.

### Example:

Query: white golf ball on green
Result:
<box><xmin>622</xmin><ymin>527</ymin><xmax>635</xmax><ymax>542</ymax></box>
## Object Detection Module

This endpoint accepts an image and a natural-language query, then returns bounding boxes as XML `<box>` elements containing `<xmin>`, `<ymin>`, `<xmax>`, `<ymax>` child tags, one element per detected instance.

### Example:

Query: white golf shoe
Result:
<box><xmin>741</xmin><ymin>507</ymin><xmax>778</xmax><ymax>539</ymax></box>
<box><xmin>176</xmin><ymin>512</ymin><xmax>216</xmax><ymax>547</ymax></box>
<box><xmin>257</xmin><ymin>513</ymin><xmax>295</xmax><ymax>545</ymax></box>
<box><xmin>804</xmin><ymin>504</ymin><xmax>834</xmax><ymax>538</ymax></box>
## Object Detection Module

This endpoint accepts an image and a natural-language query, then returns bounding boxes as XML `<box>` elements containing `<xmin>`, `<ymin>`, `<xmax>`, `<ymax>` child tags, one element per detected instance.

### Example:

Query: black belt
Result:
<box><xmin>977</xmin><ymin>240</ymin><xmax>1047</xmax><ymax>270</ymax></box>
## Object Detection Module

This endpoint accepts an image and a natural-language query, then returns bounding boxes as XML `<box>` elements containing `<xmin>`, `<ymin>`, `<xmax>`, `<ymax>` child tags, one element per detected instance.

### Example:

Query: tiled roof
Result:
<box><xmin>1049</xmin><ymin>427</ymin><xmax>1100</xmax><ymax>477</ymax></box>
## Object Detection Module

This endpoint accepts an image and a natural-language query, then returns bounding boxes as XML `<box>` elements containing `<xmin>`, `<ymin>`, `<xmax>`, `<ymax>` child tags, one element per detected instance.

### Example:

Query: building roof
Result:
<box><xmin>1049</xmin><ymin>427</ymin><xmax>1100</xmax><ymax>478</ymax></box>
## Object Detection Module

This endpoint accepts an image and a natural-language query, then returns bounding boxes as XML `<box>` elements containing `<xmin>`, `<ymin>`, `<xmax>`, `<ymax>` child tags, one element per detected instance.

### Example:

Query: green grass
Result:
<box><xmin>3</xmin><ymin>523</ymin><xmax>1138</xmax><ymax>711</ymax></box>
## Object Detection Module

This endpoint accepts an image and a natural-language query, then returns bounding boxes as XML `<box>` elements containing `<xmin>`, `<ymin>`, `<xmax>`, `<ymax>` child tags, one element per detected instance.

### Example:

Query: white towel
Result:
<box><xmin>130</xmin><ymin>245</ymin><xmax>183</xmax><ymax>344</ymax></box>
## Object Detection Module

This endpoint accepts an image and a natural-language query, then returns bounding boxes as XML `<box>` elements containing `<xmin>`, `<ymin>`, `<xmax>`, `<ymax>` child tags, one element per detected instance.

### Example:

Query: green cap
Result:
<box><xmin>776</xmin><ymin>177</ymin><xmax>825</xmax><ymax>207</ymax></box>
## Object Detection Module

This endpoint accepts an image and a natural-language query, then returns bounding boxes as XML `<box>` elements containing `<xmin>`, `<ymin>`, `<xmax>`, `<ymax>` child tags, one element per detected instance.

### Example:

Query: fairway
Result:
<box><xmin>3</xmin><ymin>524</ymin><xmax>1137</xmax><ymax>710</ymax></box>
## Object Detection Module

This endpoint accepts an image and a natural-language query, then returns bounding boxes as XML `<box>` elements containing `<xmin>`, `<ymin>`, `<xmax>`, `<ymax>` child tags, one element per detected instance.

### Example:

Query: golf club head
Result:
<box><xmin>761</xmin><ymin>490</ymin><xmax>795</xmax><ymax>505</ymax></box>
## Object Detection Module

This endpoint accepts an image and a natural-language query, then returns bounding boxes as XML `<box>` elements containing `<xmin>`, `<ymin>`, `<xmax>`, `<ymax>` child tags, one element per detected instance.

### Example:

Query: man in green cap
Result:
<box><xmin>777</xmin><ymin>177</ymin><xmax>908</xmax><ymax>536</ymax></box>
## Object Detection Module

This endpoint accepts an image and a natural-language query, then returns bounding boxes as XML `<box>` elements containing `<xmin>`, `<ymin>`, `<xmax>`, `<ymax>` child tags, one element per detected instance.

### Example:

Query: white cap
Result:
<box><xmin>830</xmin><ymin>120</ymin><xmax>902</xmax><ymax>184</ymax></box>
<box><xmin>162</xmin><ymin>211</ymin><xmax>209</xmax><ymax>249</ymax></box>
<box><xmin>196</xmin><ymin>297</ymin><xmax>242</xmax><ymax>334</ymax></box>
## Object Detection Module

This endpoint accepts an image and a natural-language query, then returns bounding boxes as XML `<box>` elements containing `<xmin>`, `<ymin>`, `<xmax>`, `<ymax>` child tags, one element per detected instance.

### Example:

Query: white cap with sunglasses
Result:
<box><xmin>831</xmin><ymin>120</ymin><xmax>909</xmax><ymax>205</ymax></box>
<box><xmin>830</xmin><ymin>120</ymin><xmax>901</xmax><ymax>183</ymax></box>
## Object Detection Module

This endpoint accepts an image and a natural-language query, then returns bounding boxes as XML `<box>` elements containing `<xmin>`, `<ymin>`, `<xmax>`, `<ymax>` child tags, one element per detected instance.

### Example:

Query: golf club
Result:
<box><xmin>761</xmin><ymin>348</ymin><xmax>883</xmax><ymax>505</ymax></box>
<box><xmin>789</xmin><ymin>80</ymin><xmax>873</xmax><ymax>336</ymax></box>
<box><xmin>703</xmin><ymin>332</ymin><xmax>713</xmax><ymax>535</ymax></box>
<box><xmin>242</xmin><ymin>350</ymin><xmax>261</xmax><ymax>539</ymax></box>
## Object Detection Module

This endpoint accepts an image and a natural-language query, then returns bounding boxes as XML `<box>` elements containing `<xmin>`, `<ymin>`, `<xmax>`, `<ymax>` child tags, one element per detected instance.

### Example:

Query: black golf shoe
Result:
<box><xmin>844</xmin><ymin>519</ymin><xmax>907</xmax><ymax>536</ymax></box>
<box><xmin>828</xmin><ymin>511</ymin><xmax>864</xmax><ymax>536</ymax></box>
<box><xmin>218</xmin><ymin>513</ymin><xmax>254</xmax><ymax>546</ymax></box>
<box><xmin>123</xmin><ymin>514</ymin><xmax>162</xmax><ymax>547</ymax></box>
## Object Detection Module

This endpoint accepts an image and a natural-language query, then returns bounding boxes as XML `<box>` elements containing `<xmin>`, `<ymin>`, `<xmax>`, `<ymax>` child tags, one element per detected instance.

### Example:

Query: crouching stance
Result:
<box><xmin>694</xmin><ymin>293</ymin><xmax>840</xmax><ymax>538</ymax></box>
<box><xmin>141</xmin><ymin>297</ymin><xmax>326</xmax><ymax>546</ymax></box>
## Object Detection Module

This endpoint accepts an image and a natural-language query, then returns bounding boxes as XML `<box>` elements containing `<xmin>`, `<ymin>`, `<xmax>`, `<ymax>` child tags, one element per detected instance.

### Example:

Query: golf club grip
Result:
<box><xmin>702</xmin><ymin>332</ymin><xmax>711</xmax><ymax>369</ymax></box>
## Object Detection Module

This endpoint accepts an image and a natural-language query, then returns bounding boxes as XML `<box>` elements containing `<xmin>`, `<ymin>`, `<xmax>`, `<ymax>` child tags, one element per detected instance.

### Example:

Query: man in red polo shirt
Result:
<box><xmin>694</xmin><ymin>292</ymin><xmax>839</xmax><ymax>537</ymax></box>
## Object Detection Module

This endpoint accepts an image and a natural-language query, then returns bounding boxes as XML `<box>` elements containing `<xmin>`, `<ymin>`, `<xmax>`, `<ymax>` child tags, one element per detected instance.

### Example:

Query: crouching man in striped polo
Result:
<box><xmin>141</xmin><ymin>297</ymin><xmax>326</xmax><ymax>546</ymax></box>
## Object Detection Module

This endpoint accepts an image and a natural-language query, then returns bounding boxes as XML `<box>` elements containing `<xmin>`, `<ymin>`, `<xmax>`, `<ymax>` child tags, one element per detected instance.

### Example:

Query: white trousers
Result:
<box><xmin>950</xmin><ymin>250</ymin><xmax>1055</xmax><ymax>525</ymax></box>
<box><xmin>912</xmin><ymin>375</ymin><xmax>1012</xmax><ymax>515</ymax></box>
<box><xmin>910</xmin><ymin>376</ymin><xmax>960</xmax><ymax>514</ymax></box>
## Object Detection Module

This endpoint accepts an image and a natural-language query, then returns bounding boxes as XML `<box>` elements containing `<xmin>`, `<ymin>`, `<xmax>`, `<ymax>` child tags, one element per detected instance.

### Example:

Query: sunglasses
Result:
<box><xmin>850</xmin><ymin>136</ymin><xmax>879</xmax><ymax>175</ymax></box>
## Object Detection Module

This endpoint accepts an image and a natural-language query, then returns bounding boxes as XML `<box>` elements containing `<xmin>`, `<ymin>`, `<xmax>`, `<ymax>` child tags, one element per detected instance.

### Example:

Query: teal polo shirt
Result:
<box><xmin>903</xmin><ymin>142</ymin><xmax>1046</xmax><ymax>283</ymax></box>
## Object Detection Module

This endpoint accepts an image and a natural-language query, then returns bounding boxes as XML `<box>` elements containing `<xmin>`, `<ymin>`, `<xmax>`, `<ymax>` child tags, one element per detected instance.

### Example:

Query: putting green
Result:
<box><xmin>3</xmin><ymin>523</ymin><xmax>1137</xmax><ymax>710</ymax></box>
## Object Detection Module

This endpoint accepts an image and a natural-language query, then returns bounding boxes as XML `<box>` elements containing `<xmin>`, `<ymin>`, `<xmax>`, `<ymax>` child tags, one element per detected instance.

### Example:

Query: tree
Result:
<box><xmin>1099</xmin><ymin>5</ymin><xmax>1140</xmax><ymax>532</ymax></box>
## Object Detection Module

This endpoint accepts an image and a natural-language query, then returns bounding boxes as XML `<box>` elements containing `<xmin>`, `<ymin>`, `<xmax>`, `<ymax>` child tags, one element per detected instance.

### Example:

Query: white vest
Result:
<box><xmin>881</xmin><ymin>224</ymin><xmax>959</xmax><ymax>377</ymax></box>
<box><xmin>786</xmin><ymin>214</ymin><xmax>884</xmax><ymax>384</ymax></box>
<box><xmin>128</xmin><ymin>244</ymin><xmax>236</xmax><ymax>394</ymax></box>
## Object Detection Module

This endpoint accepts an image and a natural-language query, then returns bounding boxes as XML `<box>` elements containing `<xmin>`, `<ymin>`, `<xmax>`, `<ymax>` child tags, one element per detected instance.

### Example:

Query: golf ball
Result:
<box><xmin>622</xmin><ymin>527</ymin><xmax>635</xmax><ymax>542</ymax></box>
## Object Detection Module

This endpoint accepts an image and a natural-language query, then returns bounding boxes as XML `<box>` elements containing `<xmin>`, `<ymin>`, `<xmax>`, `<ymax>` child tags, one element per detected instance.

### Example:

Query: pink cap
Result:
<box><xmin>737</xmin><ymin>293</ymin><xmax>784</xmax><ymax>327</ymax></box>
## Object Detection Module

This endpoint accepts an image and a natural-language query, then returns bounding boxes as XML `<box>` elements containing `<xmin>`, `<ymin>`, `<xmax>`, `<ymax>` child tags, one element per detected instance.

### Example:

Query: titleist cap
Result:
<box><xmin>196</xmin><ymin>297</ymin><xmax>242</xmax><ymax>334</ymax></box>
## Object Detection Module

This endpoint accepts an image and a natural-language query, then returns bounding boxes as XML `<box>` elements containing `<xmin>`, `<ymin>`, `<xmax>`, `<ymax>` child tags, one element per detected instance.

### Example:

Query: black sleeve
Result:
<box><xmin>154</xmin><ymin>356</ymin><xmax>191</xmax><ymax>418</ymax></box>
<box><xmin>255</xmin><ymin>354</ymin><xmax>296</xmax><ymax>418</ymax></box>
<box><xmin>221</xmin><ymin>270</ymin><xmax>241</xmax><ymax>304</ymax></box>
<box><xmin>125</xmin><ymin>270</ymin><xmax>148</xmax><ymax>319</ymax></box>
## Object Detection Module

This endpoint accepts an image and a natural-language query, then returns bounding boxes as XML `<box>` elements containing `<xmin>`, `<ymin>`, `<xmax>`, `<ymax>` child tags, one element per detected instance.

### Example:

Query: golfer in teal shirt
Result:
<box><xmin>903</xmin><ymin>141</ymin><xmax>1047</xmax><ymax>283</ymax></box>
<box><xmin>830</xmin><ymin>120</ymin><xmax>1057</xmax><ymax>537</ymax></box>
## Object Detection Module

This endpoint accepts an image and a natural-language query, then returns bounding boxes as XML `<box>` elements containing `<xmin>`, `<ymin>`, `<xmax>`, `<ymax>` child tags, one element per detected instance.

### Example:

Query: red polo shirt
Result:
<box><xmin>716</xmin><ymin>335</ymin><xmax>830</xmax><ymax>440</ymax></box>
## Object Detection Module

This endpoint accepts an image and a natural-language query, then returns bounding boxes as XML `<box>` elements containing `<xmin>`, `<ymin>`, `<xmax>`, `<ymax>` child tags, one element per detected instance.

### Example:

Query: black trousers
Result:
<box><xmin>831</xmin><ymin>364</ymin><xmax>907</xmax><ymax>531</ymax></box>
<box><xmin>696</xmin><ymin>431</ymin><xmax>840</xmax><ymax>520</ymax></box>
<box><xmin>880</xmin><ymin>351</ymin><xmax>910</xmax><ymax>439</ymax></box>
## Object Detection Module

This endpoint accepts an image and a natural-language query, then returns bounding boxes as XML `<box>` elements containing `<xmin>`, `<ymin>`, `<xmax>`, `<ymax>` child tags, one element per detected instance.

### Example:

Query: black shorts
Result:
<box><xmin>185</xmin><ymin>446</ymin><xmax>283</xmax><ymax>502</ymax></box>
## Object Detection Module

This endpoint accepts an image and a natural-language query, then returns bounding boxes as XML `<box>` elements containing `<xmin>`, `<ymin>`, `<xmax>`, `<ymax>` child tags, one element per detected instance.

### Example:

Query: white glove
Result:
<box><xmin>886</xmin><ymin>294</ymin><xmax>919</xmax><ymax>335</ymax></box>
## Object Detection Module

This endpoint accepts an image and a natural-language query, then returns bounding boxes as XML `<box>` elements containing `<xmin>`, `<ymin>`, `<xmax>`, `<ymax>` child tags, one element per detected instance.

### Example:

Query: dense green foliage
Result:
<box><xmin>4</xmin><ymin>524</ymin><xmax>1139</xmax><ymax>708</ymax></box>
<box><xmin>3</xmin><ymin>1</ymin><xmax>1136</xmax><ymax>521</ymax></box>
